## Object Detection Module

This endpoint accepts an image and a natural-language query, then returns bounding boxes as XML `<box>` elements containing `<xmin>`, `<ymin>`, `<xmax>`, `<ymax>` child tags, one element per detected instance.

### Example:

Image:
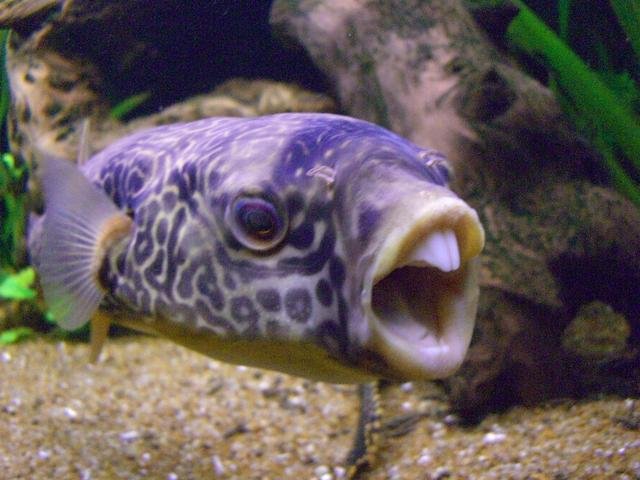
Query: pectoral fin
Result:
<box><xmin>38</xmin><ymin>155</ymin><xmax>131</xmax><ymax>331</ymax></box>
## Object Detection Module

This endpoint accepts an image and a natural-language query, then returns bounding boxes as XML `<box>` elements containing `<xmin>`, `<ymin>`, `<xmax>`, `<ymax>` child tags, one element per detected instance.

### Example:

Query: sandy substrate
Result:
<box><xmin>1</xmin><ymin>337</ymin><xmax>639</xmax><ymax>480</ymax></box>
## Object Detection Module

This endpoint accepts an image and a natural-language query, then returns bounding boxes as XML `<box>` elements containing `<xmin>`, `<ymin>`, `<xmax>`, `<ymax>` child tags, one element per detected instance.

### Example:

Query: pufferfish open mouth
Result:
<box><xmin>363</xmin><ymin>197</ymin><xmax>485</xmax><ymax>380</ymax></box>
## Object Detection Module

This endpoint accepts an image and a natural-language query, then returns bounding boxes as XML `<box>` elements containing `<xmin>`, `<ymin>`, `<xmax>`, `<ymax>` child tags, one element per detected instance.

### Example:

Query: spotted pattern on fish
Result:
<box><xmin>87</xmin><ymin>117</ymin><xmax>396</xmax><ymax>352</ymax></box>
<box><xmin>33</xmin><ymin>112</ymin><xmax>485</xmax><ymax>383</ymax></box>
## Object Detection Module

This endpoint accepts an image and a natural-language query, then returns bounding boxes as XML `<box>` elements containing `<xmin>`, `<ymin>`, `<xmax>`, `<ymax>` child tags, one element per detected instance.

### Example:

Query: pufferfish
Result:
<box><xmin>30</xmin><ymin>113</ymin><xmax>484</xmax><ymax>383</ymax></box>
<box><xmin>30</xmin><ymin>113</ymin><xmax>484</xmax><ymax>474</ymax></box>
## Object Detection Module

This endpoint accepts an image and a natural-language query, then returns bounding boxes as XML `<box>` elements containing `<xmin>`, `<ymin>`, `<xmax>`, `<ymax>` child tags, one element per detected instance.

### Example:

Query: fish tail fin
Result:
<box><xmin>38</xmin><ymin>154</ymin><xmax>130</xmax><ymax>331</ymax></box>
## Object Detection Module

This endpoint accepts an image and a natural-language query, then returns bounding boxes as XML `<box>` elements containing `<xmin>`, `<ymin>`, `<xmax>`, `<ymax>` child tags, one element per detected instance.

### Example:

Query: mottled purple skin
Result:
<box><xmin>62</xmin><ymin>114</ymin><xmax>450</xmax><ymax>376</ymax></box>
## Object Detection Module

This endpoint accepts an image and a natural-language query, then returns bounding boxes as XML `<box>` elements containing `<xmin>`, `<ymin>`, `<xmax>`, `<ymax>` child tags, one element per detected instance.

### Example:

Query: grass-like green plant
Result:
<box><xmin>0</xmin><ymin>152</ymin><xmax>27</xmax><ymax>268</ymax></box>
<box><xmin>0</xmin><ymin>29</ymin><xmax>8</xmax><ymax>153</ymax></box>
<box><xmin>0</xmin><ymin>29</ymin><xmax>38</xmax><ymax>343</ymax></box>
<box><xmin>0</xmin><ymin>265</ymin><xmax>36</xmax><ymax>345</ymax></box>
<box><xmin>0</xmin><ymin>326</ymin><xmax>34</xmax><ymax>345</ymax></box>
<box><xmin>110</xmin><ymin>91</ymin><xmax>151</xmax><ymax>120</ymax></box>
<box><xmin>0</xmin><ymin>267</ymin><xmax>37</xmax><ymax>345</ymax></box>
<box><xmin>0</xmin><ymin>266</ymin><xmax>36</xmax><ymax>301</ymax></box>
<box><xmin>507</xmin><ymin>0</ymin><xmax>640</xmax><ymax>206</ymax></box>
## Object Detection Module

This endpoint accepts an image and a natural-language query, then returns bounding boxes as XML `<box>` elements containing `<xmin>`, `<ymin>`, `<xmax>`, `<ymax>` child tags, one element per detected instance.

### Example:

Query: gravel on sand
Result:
<box><xmin>1</xmin><ymin>337</ymin><xmax>638</xmax><ymax>479</ymax></box>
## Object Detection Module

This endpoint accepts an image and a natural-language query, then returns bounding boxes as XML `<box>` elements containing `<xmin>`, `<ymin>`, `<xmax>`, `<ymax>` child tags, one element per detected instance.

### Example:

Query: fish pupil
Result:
<box><xmin>227</xmin><ymin>194</ymin><xmax>287</xmax><ymax>250</ymax></box>
<box><xmin>242</xmin><ymin>207</ymin><xmax>276</xmax><ymax>239</ymax></box>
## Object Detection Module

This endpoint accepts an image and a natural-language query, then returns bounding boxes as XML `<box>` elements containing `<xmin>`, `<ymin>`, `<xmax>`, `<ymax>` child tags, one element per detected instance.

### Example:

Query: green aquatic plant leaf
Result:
<box><xmin>110</xmin><ymin>91</ymin><xmax>151</xmax><ymax>120</ymax></box>
<box><xmin>44</xmin><ymin>310</ymin><xmax>56</xmax><ymax>324</ymax></box>
<box><xmin>0</xmin><ymin>327</ymin><xmax>34</xmax><ymax>345</ymax></box>
<box><xmin>2</xmin><ymin>152</ymin><xmax>16</xmax><ymax>170</ymax></box>
<box><xmin>0</xmin><ymin>153</ymin><xmax>27</xmax><ymax>268</ymax></box>
<box><xmin>610</xmin><ymin>0</ymin><xmax>640</xmax><ymax>62</ymax></box>
<box><xmin>558</xmin><ymin>0</ymin><xmax>571</xmax><ymax>41</ymax></box>
<box><xmin>0</xmin><ymin>29</ymin><xmax>9</xmax><ymax>142</ymax></box>
<box><xmin>0</xmin><ymin>268</ymin><xmax>37</xmax><ymax>300</ymax></box>
<box><xmin>507</xmin><ymin>1</ymin><xmax>640</xmax><ymax>206</ymax></box>
<box><xmin>599</xmin><ymin>70</ymin><xmax>640</xmax><ymax>114</ymax></box>
<box><xmin>1</xmin><ymin>152</ymin><xmax>25</xmax><ymax>181</ymax></box>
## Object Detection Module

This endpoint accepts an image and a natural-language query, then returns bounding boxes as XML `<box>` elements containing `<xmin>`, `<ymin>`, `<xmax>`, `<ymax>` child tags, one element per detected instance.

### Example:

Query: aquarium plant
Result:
<box><xmin>507</xmin><ymin>0</ymin><xmax>640</xmax><ymax>206</ymax></box>
<box><xmin>0</xmin><ymin>28</ymin><xmax>38</xmax><ymax>343</ymax></box>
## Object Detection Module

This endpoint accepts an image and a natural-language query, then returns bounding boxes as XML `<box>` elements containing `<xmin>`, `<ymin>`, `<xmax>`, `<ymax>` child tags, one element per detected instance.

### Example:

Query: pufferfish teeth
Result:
<box><xmin>407</xmin><ymin>229</ymin><xmax>460</xmax><ymax>272</ymax></box>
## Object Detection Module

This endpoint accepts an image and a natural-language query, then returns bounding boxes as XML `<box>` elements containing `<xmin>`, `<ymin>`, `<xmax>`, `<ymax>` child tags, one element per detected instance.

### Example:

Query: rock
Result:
<box><xmin>562</xmin><ymin>301</ymin><xmax>631</xmax><ymax>363</ymax></box>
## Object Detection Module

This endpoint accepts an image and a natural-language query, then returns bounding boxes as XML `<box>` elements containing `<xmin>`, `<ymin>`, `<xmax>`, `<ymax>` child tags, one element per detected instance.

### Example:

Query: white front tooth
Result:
<box><xmin>408</xmin><ymin>229</ymin><xmax>460</xmax><ymax>272</ymax></box>
<box><xmin>444</xmin><ymin>229</ymin><xmax>460</xmax><ymax>271</ymax></box>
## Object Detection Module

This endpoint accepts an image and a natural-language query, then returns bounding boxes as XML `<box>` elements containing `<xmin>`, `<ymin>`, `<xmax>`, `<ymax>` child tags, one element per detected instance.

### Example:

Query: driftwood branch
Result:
<box><xmin>272</xmin><ymin>0</ymin><xmax>640</xmax><ymax>413</ymax></box>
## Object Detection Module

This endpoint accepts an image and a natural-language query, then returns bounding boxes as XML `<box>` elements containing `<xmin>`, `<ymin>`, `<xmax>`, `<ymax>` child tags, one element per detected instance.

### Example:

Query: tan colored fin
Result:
<box><xmin>89</xmin><ymin>310</ymin><xmax>111</xmax><ymax>363</ymax></box>
<box><xmin>77</xmin><ymin>118</ymin><xmax>92</xmax><ymax>166</ymax></box>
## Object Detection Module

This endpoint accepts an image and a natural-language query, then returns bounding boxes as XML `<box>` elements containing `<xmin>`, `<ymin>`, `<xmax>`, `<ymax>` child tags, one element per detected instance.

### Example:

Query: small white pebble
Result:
<box><xmin>401</xmin><ymin>401</ymin><xmax>413</xmax><ymax>411</ymax></box>
<box><xmin>314</xmin><ymin>465</ymin><xmax>330</xmax><ymax>476</ymax></box>
<box><xmin>483</xmin><ymin>432</ymin><xmax>507</xmax><ymax>445</ymax></box>
<box><xmin>489</xmin><ymin>423</ymin><xmax>505</xmax><ymax>433</ymax></box>
<box><xmin>321</xmin><ymin>403</ymin><xmax>335</xmax><ymax>416</ymax></box>
<box><xmin>417</xmin><ymin>453</ymin><xmax>432</xmax><ymax>465</ymax></box>
<box><xmin>333</xmin><ymin>466</ymin><xmax>346</xmax><ymax>479</ymax></box>
<box><xmin>320</xmin><ymin>474</ymin><xmax>333</xmax><ymax>480</ymax></box>
<box><xmin>140</xmin><ymin>452</ymin><xmax>151</xmax><ymax>463</ymax></box>
<box><xmin>387</xmin><ymin>465</ymin><xmax>400</xmax><ymax>479</ymax></box>
<box><xmin>627</xmin><ymin>440</ymin><xmax>640</xmax><ymax>449</ymax></box>
<box><xmin>167</xmin><ymin>473</ymin><xmax>178</xmax><ymax>480</ymax></box>
<box><xmin>286</xmin><ymin>396</ymin><xmax>306</xmax><ymax>408</ymax></box>
<box><xmin>63</xmin><ymin>407</ymin><xmax>78</xmax><ymax>420</ymax></box>
<box><xmin>443</xmin><ymin>414</ymin><xmax>460</xmax><ymax>426</ymax></box>
<box><xmin>1</xmin><ymin>351</ymin><xmax>11</xmax><ymax>362</ymax></box>
<box><xmin>400</xmin><ymin>382</ymin><xmax>414</xmax><ymax>392</ymax></box>
<box><xmin>80</xmin><ymin>469</ymin><xmax>92</xmax><ymax>480</ymax></box>
<box><xmin>212</xmin><ymin>455</ymin><xmax>225</xmax><ymax>476</ymax></box>
<box><xmin>120</xmin><ymin>430</ymin><xmax>140</xmax><ymax>442</ymax></box>
<box><xmin>37</xmin><ymin>449</ymin><xmax>51</xmax><ymax>460</ymax></box>
<box><xmin>274</xmin><ymin>453</ymin><xmax>290</xmax><ymax>464</ymax></box>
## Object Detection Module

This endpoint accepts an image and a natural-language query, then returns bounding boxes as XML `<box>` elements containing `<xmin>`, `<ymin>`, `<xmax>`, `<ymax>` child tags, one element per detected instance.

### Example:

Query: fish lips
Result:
<box><xmin>357</xmin><ymin>196</ymin><xmax>485</xmax><ymax>381</ymax></box>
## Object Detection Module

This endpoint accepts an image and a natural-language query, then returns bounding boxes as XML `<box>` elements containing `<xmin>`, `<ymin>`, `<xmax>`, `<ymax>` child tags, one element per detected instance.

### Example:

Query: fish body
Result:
<box><xmin>31</xmin><ymin>113</ymin><xmax>484</xmax><ymax>383</ymax></box>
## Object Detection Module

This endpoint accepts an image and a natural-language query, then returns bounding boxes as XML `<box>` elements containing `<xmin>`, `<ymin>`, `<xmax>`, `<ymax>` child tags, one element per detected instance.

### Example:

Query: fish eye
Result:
<box><xmin>226</xmin><ymin>194</ymin><xmax>288</xmax><ymax>251</ymax></box>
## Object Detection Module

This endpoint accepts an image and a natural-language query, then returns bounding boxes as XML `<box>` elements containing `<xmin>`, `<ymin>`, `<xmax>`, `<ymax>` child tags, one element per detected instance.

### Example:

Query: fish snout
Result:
<box><xmin>360</xmin><ymin>196</ymin><xmax>484</xmax><ymax>380</ymax></box>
